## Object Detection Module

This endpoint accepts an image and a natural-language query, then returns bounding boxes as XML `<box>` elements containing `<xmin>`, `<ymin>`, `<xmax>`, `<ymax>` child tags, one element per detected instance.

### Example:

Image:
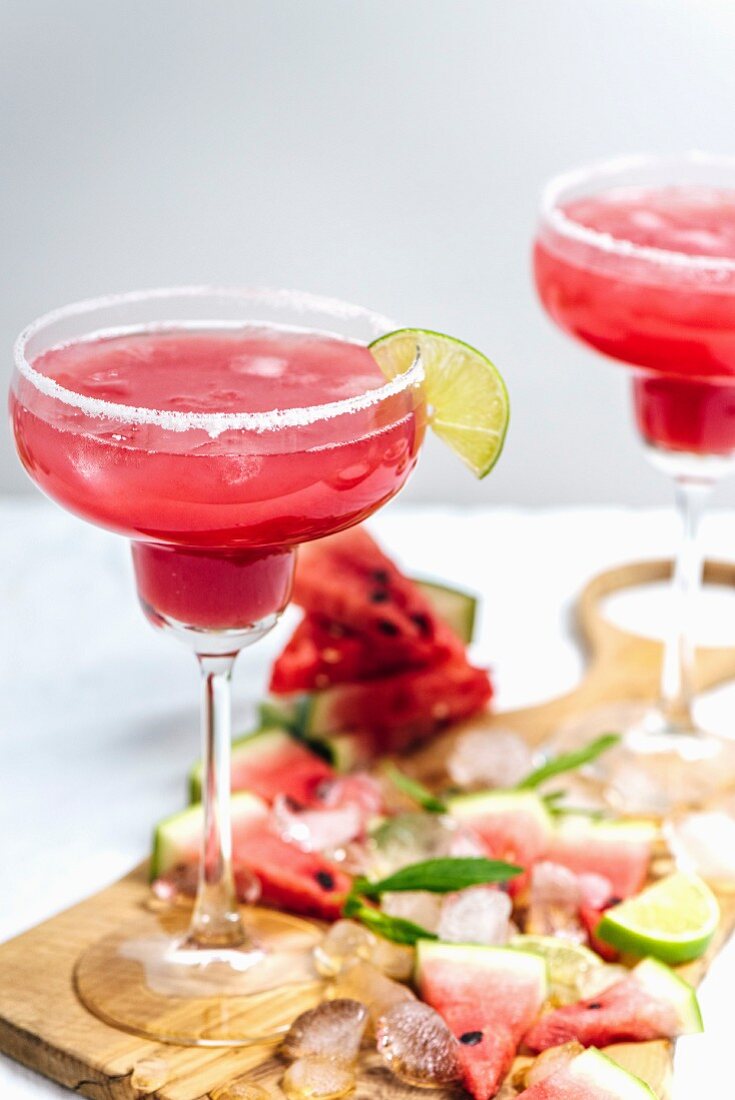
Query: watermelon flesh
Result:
<box><xmin>547</xmin><ymin>816</ymin><xmax>656</xmax><ymax>900</ymax></box>
<box><xmin>524</xmin><ymin>958</ymin><xmax>702</xmax><ymax>1053</ymax></box>
<box><xmin>188</xmin><ymin>727</ymin><xmax>335</xmax><ymax>805</ymax></box>
<box><xmin>152</xmin><ymin>793</ymin><xmax>351</xmax><ymax>922</ymax></box>
<box><xmin>447</xmin><ymin>792</ymin><xmax>553</xmax><ymax>889</ymax></box>
<box><xmin>416</xmin><ymin>942</ymin><xmax>548</xmax><ymax>1100</ymax></box>
<box><xmin>517</xmin><ymin>1048</ymin><xmax>656</xmax><ymax>1099</ymax></box>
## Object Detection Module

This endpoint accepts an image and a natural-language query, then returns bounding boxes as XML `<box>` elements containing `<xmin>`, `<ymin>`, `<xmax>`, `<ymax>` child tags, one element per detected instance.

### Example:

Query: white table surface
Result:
<box><xmin>2</xmin><ymin>498</ymin><xmax>735</xmax><ymax>1097</ymax></box>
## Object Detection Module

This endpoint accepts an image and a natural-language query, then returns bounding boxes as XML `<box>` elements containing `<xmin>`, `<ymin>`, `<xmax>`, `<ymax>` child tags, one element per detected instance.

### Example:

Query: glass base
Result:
<box><xmin>550</xmin><ymin>702</ymin><xmax>735</xmax><ymax>817</ymax></box>
<box><xmin>74</xmin><ymin>906</ymin><xmax>324</xmax><ymax>1045</ymax></box>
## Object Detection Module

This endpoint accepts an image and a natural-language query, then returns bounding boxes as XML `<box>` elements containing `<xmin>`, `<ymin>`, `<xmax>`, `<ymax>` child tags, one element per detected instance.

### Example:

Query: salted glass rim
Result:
<box><xmin>13</xmin><ymin>286</ymin><xmax>423</xmax><ymax>436</ymax></box>
<box><xmin>540</xmin><ymin>151</ymin><xmax>735</xmax><ymax>273</ymax></box>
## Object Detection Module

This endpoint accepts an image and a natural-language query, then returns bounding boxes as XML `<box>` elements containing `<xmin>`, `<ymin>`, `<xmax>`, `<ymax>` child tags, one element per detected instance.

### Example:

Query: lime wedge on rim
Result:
<box><xmin>510</xmin><ymin>934</ymin><xmax>603</xmax><ymax>1003</ymax></box>
<box><xmin>597</xmin><ymin>871</ymin><xmax>719</xmax><ymax>965</ymax></box>
<box><xmin>369</xmin><ymin>329</ymin><xmax>509</xmax><ymax>478</ymax></box>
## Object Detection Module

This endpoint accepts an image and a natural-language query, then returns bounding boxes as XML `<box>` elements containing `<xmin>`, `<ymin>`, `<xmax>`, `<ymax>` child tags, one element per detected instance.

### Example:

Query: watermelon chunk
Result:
<box><xmin>151</xmin><ymin>792</ymin><xmax>351</xmax><ymax>921</ymax></box>
<box><xmin>447</xmin><ymin>790</ymin><xmax>553</xmax><ymax>876</ymax></box>
<box><xmin>524</xmin><ymin>957</ymin><xmax>702</xmax><ymax>1052</ymax></box>
<box><xmin>547</xmin><ymin>815</ymin><xmax>657</xmax><ymax>900</ymax></box>
<box><xmin>304</xmin><ymin>650</ymin><xmax>493</xmax><ymax>753</ymax></box>
<box><xmin>187</xmin><ymin>726</ymin><xmax>335</xmax><ymax>805</ymax></box>
<box><xmin>293</xmin><ymin>526</ymin><xmax>446</xmax><ymax>653</ymax></box>
<box><xmin>517</xmin><ymin>1048</ymin><xmax>657</xmax><ymax>1099</ymax></box>
<box><xmin>416</xmin><ymin>942</ymin><xmax>548</xmax><ymax>1100</ymax></box>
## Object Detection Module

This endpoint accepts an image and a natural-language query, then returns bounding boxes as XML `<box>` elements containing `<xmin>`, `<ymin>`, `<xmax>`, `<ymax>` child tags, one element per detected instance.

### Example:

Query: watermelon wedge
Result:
<box><xmin>518</xmin><ymin>1048</ymin><xmax>656</xmax><ymax>1099</ymax></box>
<box><xmin>547</xmin><ymin>815</ymin><xmax>657</xmax><ymax>900</ymax></box>
<box><xmin>187</xmin><ymin>726</ymin><xmax>335</xmax><ymax>805</ymax></box>
<box><xmin>303</xmin><ymin>651</ymin><xmax>492</xmax><ymax>753</ymax></box>
<box><xmin>524</xmin><ymin>957</ymin><xmax>702</xmax><ymax>1052</ymax></box>
<box><xmin>151</xmin><ymin>792</ymin><xmax>352</xmax><ymax>921</ymax></box>
<box><xmin>416</xmin><ymin>942</ymin><xmax>548</xmax><ymax>1100</ymax></box>
<box><xmin>446</xmin><ymin>790</ymin><xmax>553</xmax><ymax>876</ymax></box>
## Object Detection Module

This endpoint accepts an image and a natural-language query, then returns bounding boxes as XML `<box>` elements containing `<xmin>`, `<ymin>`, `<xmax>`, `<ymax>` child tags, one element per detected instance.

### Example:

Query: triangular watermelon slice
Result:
<box><xmin>416</xmin><ymin>942</ymin><xmax>548</xmax><ymax>1100</ymax></box>
<box><xmin>446</xmin><ymin>790</ymin><xmax>553</xmax><ymax>885</ymax></box>
<box><xmin>524</xmin><ymin>957</ymin><xmax>702</xmax><ymax>1052</ymax></box>
<box><xmin>517</xmin><ymin>1048</ymin><xmax>656</xmax><ymax>1099</ymax></box>
<box><xmin>547</xmin><ymin>815</ymin><xmax>657</xmax><ymax>900</ymax></box>
<box><xmin>151</xmin><ymin>792</ymin><xmax>352</xmax><ymax>921</ymax></box>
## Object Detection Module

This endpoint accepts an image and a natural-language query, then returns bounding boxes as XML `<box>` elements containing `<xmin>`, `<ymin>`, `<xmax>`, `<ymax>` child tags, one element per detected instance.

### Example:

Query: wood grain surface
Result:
<box><xmin>2</xmin><ymin>559</ymin><xmax>735</xmax><ymax>1100</ymax></box>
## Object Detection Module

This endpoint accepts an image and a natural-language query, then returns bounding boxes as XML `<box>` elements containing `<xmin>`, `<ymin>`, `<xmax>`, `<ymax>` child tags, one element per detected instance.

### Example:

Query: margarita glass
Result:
<box><xmin>10</xmin><ymin>287</ymin><xmax>425</xmax><ymax>1044</ymax></box>
<box><xmin>534</xmin><ymin>153</ymin><xmax>735</xmax><ymax>813</ymax></box>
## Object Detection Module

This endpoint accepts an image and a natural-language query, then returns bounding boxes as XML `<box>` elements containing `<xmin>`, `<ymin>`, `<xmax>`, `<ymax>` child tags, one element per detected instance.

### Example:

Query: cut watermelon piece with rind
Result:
<box><xmin>524</xmin><ymin>957</ymin><xmax>702</xmax><ymax>1053</ymax></box>
<box><xmin>187</xmin><ymin>726</ymin><xmax>335</xmax><ymax>805</ymax></box>
<box><xmin>416</xmin><ymin>942</ymin><xmax>548</xmax><ymax>1100</ymax></box>
<box><xmin>447</xmin><ymin>790</ymin><xmax>553</xmax><ymax>875</ymax></box>
<box><xmin>292</xmin><ymin>526</ymin><xmax>446</xmax><ymax>652</ymax></box>
<box><xmin>518</xmin><ymin>1048</ymin><xmax>657</xmax><ymax>1099</ymax></box>
<box><xmin>547</xmin><ymin>815</ymin><xmax>657</xmax><ymax>900</ymax></box>
<box><xmin>304</xmin><ymin>651</ymin><xmax>492</xmax><ymax>753</ymax></box>
<box><xmin>151</xmin><ymin>791</ymin><xmax>351</xmax><ymax>921</ymax></box>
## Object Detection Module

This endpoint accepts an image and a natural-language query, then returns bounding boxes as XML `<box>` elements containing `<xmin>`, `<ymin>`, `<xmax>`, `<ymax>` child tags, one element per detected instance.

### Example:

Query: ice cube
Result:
<box><xmin>282</xmin><ymin>1055</ymin><xmax>356</xmax><ymax>1099</ymax></box>
<box><xmin>273</xmin><ymin>794</ymin><xmax>362</xmax><ymax>853</ymax></box>
<box><xmin>211</xmin><ymin>1082</ymin><xmax>270</xmax><ymax>1100</ymax></box>
<box><xmin>328</xmin><ymin>960</ymin><xmax>415</xmax><ymax>1029</ymax></box>
<box><xmin>130</xmin><ymin>1057</ymin><xmax>169</xmax><ymax>1090</ymax></box>
<box><xmin>370</xmin><ymin>812</ymin><xmax>453</xmax><ymax>874</ymax></box>
<box><xmin>666</xmin><ymin>806</ymin><xmax>735</xmax><ymax>889</ymax></box>
<box><xmin>375</xmin><ymin>1001</ymin><xmax>462</xmax><ymax>1087</ymax></box>
<box><xmin>381</xmin><ymin>890</ymin><xmax>442</xmax><ymax>932</ymax></box>
<box><xmin>446</xmin><ymin>826</ymin><xmax>488</xmax><ymax>858</ymax></box>
<box><xmin>577</xmin><ymin>873</ymin><xmax>613</xmax><ymax>910</ymax></box>
<box><xmin>527</xmin><ymin>862</ymin><xmax>585</xmax><ymax>942</ymax></box>
<box><xmin>370</xmin><ymin>938</ymin><xmax>415</xmax><ymax>981</ymax></box>
<box><xmin>281</xmin><ymin>999</ymin><xmax>368</xmax><ymax>1065</ymax></box>
<box><xmin>438</xmin><ymin>885</ymin><xmax>512</xmax><ymax>945</ymax></box>
<box><xmin>317</xmin><ymin>773</ymin><xmax>384</xmax><ymax>818</ymax></box>
<box><xmin>448</xmin><ymin>728</ymin><xmax>534</xmax><ymax>790</ymax></box>
<box><xmin>313</xmin><ymin>920</ymin><xmax>377</xmax><ymax>978</ymax></box>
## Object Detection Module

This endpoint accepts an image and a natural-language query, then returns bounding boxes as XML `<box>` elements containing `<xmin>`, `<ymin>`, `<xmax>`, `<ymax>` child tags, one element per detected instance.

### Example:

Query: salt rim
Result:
<box><xmin>541</xmin><ymin>151</ymin><xmax>735</xmax><ymax>272</ymax></box>
<box><xmin>13</xmin><ymin>286</ymin><xmax>424</xmax><ymax>438</ymax></box>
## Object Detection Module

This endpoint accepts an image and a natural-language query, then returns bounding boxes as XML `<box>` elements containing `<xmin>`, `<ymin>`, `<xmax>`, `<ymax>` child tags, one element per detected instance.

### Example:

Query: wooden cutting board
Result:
<box><xmin>2</xmin><ymin>559</ymin><xmax>735</xmax><ymax>1100</ymax></box>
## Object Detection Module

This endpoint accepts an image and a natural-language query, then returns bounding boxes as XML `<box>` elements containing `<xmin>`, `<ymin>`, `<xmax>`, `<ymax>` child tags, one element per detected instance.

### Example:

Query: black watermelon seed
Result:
<box><xmin>315</xmin><ymin>870</ymin><xmax>335</xmax><ymax>891</ymax></box>
<box><xmin>608</xmin><ymin>896</ymin><xmax>623</xmax><ymax>907</ymax></box>
<box><xmin>588</xmin><ymin>1002</ymin><xmax>602</xmax><ymax>1010</ymax></box>
<box><xmin>410</xmin><ymin>612</ymin><xmax>432</xmax><ymax>636</ymax></box>
<box><xmin>459</xmin><ymin>1031</ymin><xmax>483</xmax><ymax>1046</ymax></box>
<box><xmin>371</xmin><ymin>569</ymin><xmax>390</xmax><ymax>585</ymax></box>
<box><xmin>377</xmin><ymin>620</ymin><xmax>399</xmax><ymax>636</ymax></box>
<box><xmin>369</xmin><ymin>589</ymin><xmax>390</xmax><ymax>604</ymax></box>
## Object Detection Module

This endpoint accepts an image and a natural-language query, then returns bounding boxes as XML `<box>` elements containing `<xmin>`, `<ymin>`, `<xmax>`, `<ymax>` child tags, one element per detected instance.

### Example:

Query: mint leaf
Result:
<box><xmin>384</xmin><ymin>762</ymin><xmax>447</xmax><ymax>813</ymax></box>
<box><xmin>516</xmin><ymin>733</ymin><xmax>621</xmax><ymax>791</ymax></box>
<box><xmin>343</xmin><ymin>895</ymin><xmax>437</xmax><ymax>945</ymax></box>
<box><xmin>355</xmin><ymin>856</ymin><xmax>521</xmax><ymax>899</ymax></box>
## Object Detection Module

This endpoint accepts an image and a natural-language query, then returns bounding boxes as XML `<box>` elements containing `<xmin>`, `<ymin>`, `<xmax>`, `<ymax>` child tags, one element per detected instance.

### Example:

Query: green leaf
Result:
<box><xmin>515</xmin><ymin>733</ymin><xmax>621</xmax><ymax>791</ymax></box>
<box><xmin>383</xmin><ymin>762</ymin><xmax>447</xmax><ymax>813</ymax></box>
<box><xmin>343</xmin><ymin>895</ymin><xmax>437</xmax><ymax>945</ymax></box>
<box><xmin>355</xmin><ymin>856</ymin><xmax>522</xmax><ymax>899</ymax></box>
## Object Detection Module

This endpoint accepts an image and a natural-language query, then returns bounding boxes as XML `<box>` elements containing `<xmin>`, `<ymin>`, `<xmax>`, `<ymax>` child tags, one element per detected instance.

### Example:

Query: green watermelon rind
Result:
<box><xmin>415</xmin><ymin>940</ymin><xmax>549</xmax><ymax>1000</ymax></box>
<box><xmin>552</xmin><ymin>1049</ymin><xmax>657</xmax><ymax>1099</ymax></box>
<box><xmin>630</xmin><ymin>959</ymin><xmax>703</xmax><ymax>1034</ymax></box>
<box><xmin>415</xmin><ymin>578</ymin><xmax>477</xmax><ymax>644</ymax></box>
<box><xmin>150</xmin><ymin>790</ymin><xmax>268</xmax><ymax>880</ymax></box>
<box><xmin>446</xmin><ymin>788</ymin><xmax>554</xmax><ymax>835</ymax></box>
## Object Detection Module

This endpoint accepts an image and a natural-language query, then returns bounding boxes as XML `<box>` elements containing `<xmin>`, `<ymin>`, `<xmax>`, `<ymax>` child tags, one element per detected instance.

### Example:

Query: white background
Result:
<box><xmin>4</xmin><ymin>0</ymin><xmax>735</xmax><ymax>506</ymax></box>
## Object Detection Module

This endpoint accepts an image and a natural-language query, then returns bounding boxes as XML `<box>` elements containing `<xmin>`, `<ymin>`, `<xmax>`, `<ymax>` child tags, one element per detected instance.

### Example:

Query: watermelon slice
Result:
<box><xmin>524</xmin><ymin>957</ymin><xmax>702</xmax><ymax>1052</ymax></box>
<box><xmin>447</xmin><ymin>790</ymin><xmax>553</xmax><ymax>876</ymax></box>
<box><xmin>517</xmin><ymin>1048</ymin><xmax>656</xmax><ymax>1099</ymax></box>
<box><xmin>187</xmin><ymin>726</ymin><xmax>335</xmax><ymax>805</ymax></box>
<box><xmin>547</xmin><ymin>815</ymin><xmax>657</xmax><ymax>900</ymax></box>
<box><xmin>151</xmin><ymin>792</ymin><xmax>351</xmax><ymax>921</ymax></box>
<box><xmin>292</xmin><ymin>526</ymin><xmax>447</xmax><ymax>654</ymax></box>
<box><xmin>303</xmin><ymin>650</ymin><xmax>493</xmax><ymax>753</ymax></box>
<box><xmin>416</xmin><ymin>942</ymin><xmax>548</xmax><ymax>1100</ymax></box>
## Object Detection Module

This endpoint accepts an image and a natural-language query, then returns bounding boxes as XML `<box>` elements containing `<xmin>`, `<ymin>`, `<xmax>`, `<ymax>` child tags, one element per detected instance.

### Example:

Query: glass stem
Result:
<box><xmin>659</xmin><ymin>477</ymin><xmax>712</xmax><ymax>732</ymax></box>
<box><xmin>189</xmin><ymin>652</ymin><xmax>247</xmax><ymax>948</ymax></box>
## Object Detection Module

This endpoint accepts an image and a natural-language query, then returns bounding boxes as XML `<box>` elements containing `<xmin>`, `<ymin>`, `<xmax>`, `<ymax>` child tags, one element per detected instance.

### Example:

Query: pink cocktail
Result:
<box><xmin>533</xmin><ymin>155</ymin><xmax>735</xmax><ymax>813</ymax></box>
<box><xmin>10</xmin><ymin>288</ymin><xmax>425</xmax><ymax>1043</ymax></box>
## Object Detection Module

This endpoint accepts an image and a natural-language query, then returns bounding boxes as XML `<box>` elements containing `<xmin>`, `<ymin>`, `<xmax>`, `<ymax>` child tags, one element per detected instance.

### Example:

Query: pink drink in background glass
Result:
<box><xmin>534</xmin><ymin>185</ymin><xmax>735</xmax><ymax>453</ymax></box>
<box><xmin>11</xmin><ymin>327</ymin><xmax>424</xmax><ymax>629</ymax></box>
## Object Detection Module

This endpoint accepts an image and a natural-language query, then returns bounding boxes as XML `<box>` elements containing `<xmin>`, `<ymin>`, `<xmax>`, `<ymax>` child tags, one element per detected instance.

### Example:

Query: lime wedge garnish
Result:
<box><xmin>369</xmin><ymin>329</ymin><xmax>509</xmax><ymax>478</ymax></box>
<box><xmin>597</xmin><ymin>871</ymin><xmax>719</xmax><ymax>965</ymax></box>
<box><xmin>510</xmin><ymin>934</ymin><xmax>603</xmax><ymax>1003</ymax></box>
